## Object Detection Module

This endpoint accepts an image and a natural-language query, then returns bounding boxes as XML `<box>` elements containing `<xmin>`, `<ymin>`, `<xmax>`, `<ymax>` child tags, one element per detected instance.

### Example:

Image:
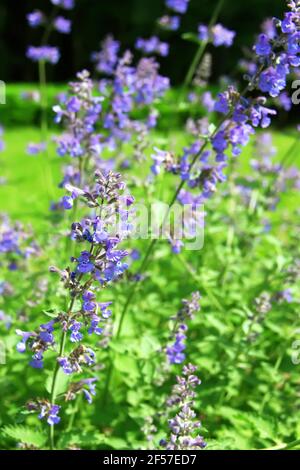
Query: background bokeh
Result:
<box><xmin>0</xmin><ymin>0</ymin><xmax>285</xmax><ymax>84</ymax></box>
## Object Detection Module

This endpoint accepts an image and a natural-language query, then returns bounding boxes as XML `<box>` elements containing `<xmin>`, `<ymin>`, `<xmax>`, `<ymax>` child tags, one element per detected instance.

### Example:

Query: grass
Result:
<box><xmin>0</xmin><ymin>128</ymin><xmax>61</xmax><ymax>231</ymax></box>
<box><xmin>1</xmin><ymin>125</ymin><xmax>299</xmax><ymax>227</ymax></box>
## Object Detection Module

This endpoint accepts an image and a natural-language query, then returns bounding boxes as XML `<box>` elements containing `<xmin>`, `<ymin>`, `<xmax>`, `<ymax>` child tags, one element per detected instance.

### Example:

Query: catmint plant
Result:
<box><xmin>16</xmin><ymin>170</ymin><xmax>134</xmax><ymax>449</ymax></box>
<box><xmin>166</xmin><ymin>292</ymin><xmax>201</xmax><ymax>364</ymax></box>
<box><xmin>0</xmin><ymin>215</ymin><xmax>39</xmax><ymax>270</ymax></box>
<box><xmin>160</xmin><ymin>364</ymin><xmax>207</xmax><ymax>450</ymax></box>
<box><xmin>26</xmin><ymin>0</ymin><xmax>74</xmax><ymax>155</ymax></box>
<box><xmin>198</xmin><ymin>23</ymin><xmax>236</xmax><ymax>47</ymax></box>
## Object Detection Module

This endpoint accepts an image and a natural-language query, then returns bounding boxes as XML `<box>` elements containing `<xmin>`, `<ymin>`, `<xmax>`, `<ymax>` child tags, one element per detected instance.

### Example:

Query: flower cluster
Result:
<box><xmin>253</xmin><ymin>1</ymin><xmax>300</xmax><ymax>97</ymax></box>
<box><xmin>51</xmin><ymin>0</ymin><xmax>74</xmax><ymax>9</ymax></box>
<box><xmin>0</xmin><ymin>310</ymin><xmax>12</xmax><ymax>330</ymax></box>
<box><xmin>65</xmin><ymin>377</ymin><xmax>97</xmax><ymax>403</ymax></box>
<box><xmin>27</xmin><ymin>142</ymin><xmax>47</xmax><ymax>156</ymax></box>
<box><xmin>91</xmin><ymin>35</ymin><xmax>120</xmax><ymax>75</ymax></box>
<box><xmin>166</xmin><ymin>0</ymin><xmax>190</xmax><ymax>14</ymax></box>
<box><xmin>198</xmin><ymin>23</ymin><xmax>236</xmax><ymax>47</ymax></box>
<box><xmin>135</xmin><ymin>37</ymin><xmax>169</xmax><ymax>57</ymax></box>
<box><xmin>16</xmin><ymin>320</ymin><xmax>55</xmax><ymax>369</ymax></box>
<box><xmin>26</xmin><ymin>46</ymin><xmax>60</xmax><ymax>64</ymax></box>
<box><xmin>160</xmin><ymin>364</ymin><xmax>206</xmax><ymax>450</ymax></box>
<box><xmin>27</xmin><ymin>400</ymin><xmax>61</xmax><ymax>426</ymax></box>
<box><xmin>16</xmin><ymin>170</ymin><xmax>134</xmax><ymax>423</ymax></box>
<box><xmin>91</xmin><ymin>47</ymin><xmax>169</xmax><ymax>152</ymax></box>
<box><xmin>235</xmin><ymin>132</ymin><xmax>300</xmax><ymax>218</ymax></box>
<box><xmin>158</xmin><ymin>15</ymin><xmax>180</xmax><ymax>32</ymax></box>
<box><xmin>0</xmin><ymin>215</ymin><xmax>39</xmax><ymax>270</ymax></box>
<box><xmin>26</xmin><ymin>0</ymin><xmax>74</xmax><ymax>65</ymax></box>
<box><xmin>166</xmin><ymin>292</ymin><xmax>201</xmax><ymax>364</ymax></box>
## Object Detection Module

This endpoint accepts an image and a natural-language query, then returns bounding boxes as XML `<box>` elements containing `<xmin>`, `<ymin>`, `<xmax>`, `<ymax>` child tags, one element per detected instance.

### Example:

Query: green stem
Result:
<box><xmin>38</xmin><ymin>58</ymin><xmax>56</xmax><ymax>202</ymax></box>
<box><xmin>38</xmin><ymin>59</ymin><xmax>48</xmax><ymax>142</ymax></box>
<box><xmin>49</xmin><ymin>292</ymin><xmax>77</xmax><ymax>449</ymax></box>
<box><xmin>263</xmin><ymin>438</ymin><xmax>300</xmax><ymax>451</ymax></box>
<box><xmin>49</xmin><ymin>329</ymin><xmax>67</xmax><ymax>450</ymax></box>
<box><xmin>183</xmin><ymin>0</ymin><xmax>225</xmax><ymax>88</ymax></box>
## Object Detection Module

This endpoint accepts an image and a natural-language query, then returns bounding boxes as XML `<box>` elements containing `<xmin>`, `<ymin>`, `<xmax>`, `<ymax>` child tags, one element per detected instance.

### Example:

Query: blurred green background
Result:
<box><xmin>0</xmin><ymin>0</ymin><xmax>284</xmax><ymax>84</ymax></box>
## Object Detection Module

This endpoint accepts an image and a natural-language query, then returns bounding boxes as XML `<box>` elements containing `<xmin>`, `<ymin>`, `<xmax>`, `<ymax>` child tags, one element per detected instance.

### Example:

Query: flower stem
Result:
<box><xmin>38</xmin><ymin>59</ymin><xmax>55</xmax><ymax>201</ymax></box>
<box><xmin>263</xmin><ymin>438</ymin><xmax>300</xmax><ymax>451</ymax></box>
<box><xmin>49</xmin><ymin>295</ymin><xmax>76</xmax><ymax>450</ymax></box>
<box><xmin>49</xmin><ymin>329</ymin><xmax>67</xmax><ymax>450</ymax></box>
<box><xmin>183</xmin><ymin>0</ymin><xmax>225</xmax><ymax>89</ymax></box>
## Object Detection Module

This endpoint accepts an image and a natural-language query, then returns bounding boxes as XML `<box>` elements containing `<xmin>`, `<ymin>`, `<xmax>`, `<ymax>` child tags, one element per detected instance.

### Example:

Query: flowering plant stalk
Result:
<box><xmin>16</xmin><ymin>169</ymin><xmax>134</xmax><ymax>449</ymax></box>
<box><xmin>27</xmin><ymin>1</ymin><xmax>74</xmax><ymax>132</ymax></box>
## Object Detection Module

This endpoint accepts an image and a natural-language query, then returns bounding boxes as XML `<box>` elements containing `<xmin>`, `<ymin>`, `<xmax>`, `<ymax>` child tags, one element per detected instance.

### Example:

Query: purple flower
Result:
<box><xmin>214</xmin><ymin>92</ymin><xmax>230</xmax><ymax>114</ymax></box>
<box><xmin>167</xmin><ymin>327</ymin><xmax>187</xmax><ymax>364</ymax></box>
<box><xmin>262</xmin><ymin>18</ymin><xmax>277</xmax><ymax>40</ymax></box>
<box><xmin>135</xmin><ymin>37</ymin><xmax>169</xmax><ymax>57</ymax></box>
<box><xmin>158</xmin><ymin>15</ymin><xmax>180</xmax><ymax>31</ymax></box>
<box><xmin>162</xmin><ymin>364</ymin><xmax>206</xmax><ymax>450</ymax></box>
<box><xmin>166</xmin><ymin>0</ymin><xmax>190</xmax><ymax>14</ymax></box>
<box><xmin>198</xmin><ymin>23</ymin><xmax>236</xmax><ymax>47</ymax></box>
<box><xmin>16</xmin><ymin>329</ymin><xmax>34</xmax><ymax>353</ymax></box>
<box><xmin>76</xmin><ymin>251</ymin><xmax>94</xmax><ymax>273</ymax></box>
<box><xmin>30</xmin><ymin>351</ymin><xmax>44</xmax><ymax>369</ymax></box>
<box><xmin>255</xmin><ymin>34</ymin><xmax>272</xmax><ymax>56</ymax></box>
<box><xmin>39</xmin><ymin>404</ymin><xmax>61</xmax><ymax>426</ymax></box>
<box><xmin>211</xmin><ymin>24</ymin><xmax>236</xmax><ymax>47</ymax></box>
<box><xmin>281</xmin><ymin>12</ymin><xmax>297</xmax><ymax>34</ymax></box>
<box><xmin>69</xmin><ymin>320</ymin><xmax>83</xmax><ymax>342</ymax></box>
<box><xmin>66</xmin><ymin>96</ymin><xmax>81</xmax><ymax>113</ymax></box>
<box><xmin>62</xmin><ymin>195</ymin><xmax>74</xmax><ymax>210</ymax></box>
<box><xmin>81</xmin><ymin>378</ymin><xmax>97</xmax><ymax>404</ymax></box>
<box><xmin>27</xmin><ymin>46</ymin><xmax>60</xmax><ymax>64</ymax></box>
<box><xmin>27</xmin><ymin>10</ymin><xmax>44</xmax><ymax>28</ymax></box>
<box><xmin>58</xmin><ymin>356</ymin><xmax>74</xmax><ymax>375</ymax></box>
<box><xmin>278</xmin><ymin>91</ymin><xmax>292</xmax><ymax>111</ymax></box>
<box><xmin>54</xmin><ymin>16</ymin><xmax>72</xmax><ymax>34</ymax></box>
<box><xmin>91</xmin><ymin>35</ymin><xmax>120</xmax><ymax>75</ymax></box>
<box><xmin>201</xmin><ymin>92</ymin><xmax>215</xmax><ymax>112</ymax></box>
<box><xmin>50</xmin><ymin>0</ymin><xmax>75</xmax><ymax>9</ymax></box>
<box><xmin>259</xmin><ymin>67</ymin><xmax>287</xmax><ymax>97</ymax></box>
<box><xmin>198</xmin><ymin>25</ymin><xmax>209</xmax><ymax>41</ymax></box>
<box><xmin>26</xmin><ymin>142</ymin><xmax>46</xmax><ymax>155</ymax></box>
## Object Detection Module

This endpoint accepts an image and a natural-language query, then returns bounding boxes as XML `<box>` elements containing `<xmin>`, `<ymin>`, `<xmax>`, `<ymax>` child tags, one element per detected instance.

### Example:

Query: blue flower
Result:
<box><xmin>69</xmin><ymin>321</ymin><xmax>83</xmax><ymax>343</ymax></box>
<box><xmin>27</xmin><ymin>46</ymin><xmax>60</xmax><ymax>64</ymax></box>
<box><xmin>54</xmin><ymin>16</ymin><xmax>72</xmax><ymax>34</ymax></box>
<box><xmin>255</xmin><ymin>34</ymin><xmax>272</xmax><ymax>56</ymax></box>
<box><xmin>166</xmin><ymin>0</ymin><xmax>190</xmax><ymax>14</ymax></box>
<box><xmin>27</xmin><ymin>10</ymin><xmax>44</xmax><ymax>28</ymax></box>
<box><xmin>76</xmin><ymin>251</ymin><xmax>94</xmax><ymax>273</ymax></box>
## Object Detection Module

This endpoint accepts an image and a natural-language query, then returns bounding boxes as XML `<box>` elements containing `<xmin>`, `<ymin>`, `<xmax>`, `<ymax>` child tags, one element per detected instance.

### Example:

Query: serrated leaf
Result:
<box><xmin>2</xmin><ymin>425</ymin><xmax>47</xmax><ymax>447</ymax></box>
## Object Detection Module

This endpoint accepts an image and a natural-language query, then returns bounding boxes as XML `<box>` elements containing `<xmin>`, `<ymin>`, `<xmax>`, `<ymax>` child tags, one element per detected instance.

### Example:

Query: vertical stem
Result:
<box><xmin>48</xmin><ymin>294</ymin><xmax>77</xmax><ymax>449</ymax></box>
<box><xmin>38</xmin><ymin>59</ymin><xmax>48</xmax><ymax>143</ymax></box>
<box><xmin>49</xmin><ymin>329</ymin><xmax>67</xmax><ymax>450</ymax></box>
<box><xmin>38</xmin><ymin>59</ymin><xmax>54</xmax><ymax>200</ymax></box>
<box><xmin>183</xmin><ymin>0</ymin><xmax>225</xmax><ymax>88</ymax></box>
<box><xmin>183</xmin><ymin>40</ymin><xmax>209</xmax><ymax>89</ymax></box>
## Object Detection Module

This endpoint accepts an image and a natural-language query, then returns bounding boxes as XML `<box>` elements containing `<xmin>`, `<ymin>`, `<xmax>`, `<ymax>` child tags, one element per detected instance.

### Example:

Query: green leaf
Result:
<box><xmin>2</xmin><ymin>425</ymin><xmax>47</xmax><ymax>447</ymax></box>
<box><xmin>181</xmin><ymin>32</ymin><xmax>202</xmax><ymax>45</ymax></box>
<box><xmin>45</xmin><ymin>369</ymin><xmax>69</xmax><ymax>396</ymax></box>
